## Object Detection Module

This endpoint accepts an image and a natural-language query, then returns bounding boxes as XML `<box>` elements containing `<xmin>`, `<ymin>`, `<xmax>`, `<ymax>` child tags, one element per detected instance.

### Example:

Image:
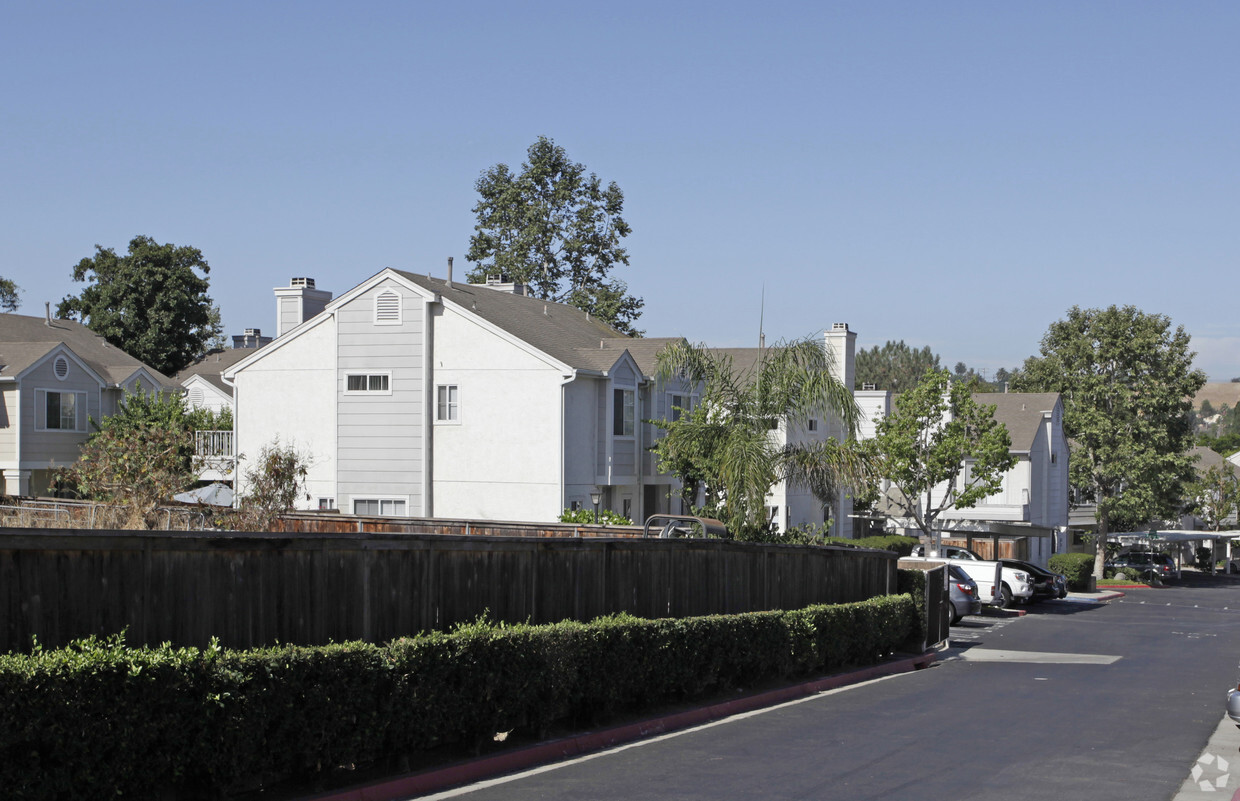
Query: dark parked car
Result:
<box><xmin>999</xmin><ymin>559</ymin><xmax>1067</xmax><ymax>602</ymax></box>
<box><xmin>1108</xmin><ymin>552</ymin><xmax>1174</xmax><ymax>582</ymax></box>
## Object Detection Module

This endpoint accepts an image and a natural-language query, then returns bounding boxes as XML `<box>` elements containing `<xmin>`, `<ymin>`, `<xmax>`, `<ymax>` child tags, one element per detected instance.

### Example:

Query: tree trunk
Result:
<box><xmin>1093</xmin><ymin>503</ymin><xmax>1109</xmax><ymax>580</ymax></box>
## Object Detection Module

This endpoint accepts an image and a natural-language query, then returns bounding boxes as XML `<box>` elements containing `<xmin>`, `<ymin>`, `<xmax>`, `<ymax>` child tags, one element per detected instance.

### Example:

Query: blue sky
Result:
<box><xmin>4</xmin><ymin>2</ymin><xmax>1237</xmax><ymax>379</ymax></box>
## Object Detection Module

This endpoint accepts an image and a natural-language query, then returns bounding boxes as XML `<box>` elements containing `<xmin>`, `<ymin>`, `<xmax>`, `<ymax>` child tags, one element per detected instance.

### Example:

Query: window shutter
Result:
<box><xmin>34</xmin><ymin>390</ymin><xmax>46</xmax><ymax>429</ymax></box>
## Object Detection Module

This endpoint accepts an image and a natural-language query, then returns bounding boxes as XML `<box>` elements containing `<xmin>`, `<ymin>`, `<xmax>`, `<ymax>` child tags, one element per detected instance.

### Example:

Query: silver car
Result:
<box><xmin>948</xmin><ymin>564</ymin><xmax>982</xmax><ymax>625</ymax></box>
<box><xmin>1227</xmin><ymin>685</ymin><xmax>1240</xmax><ymax>725</ymax></box>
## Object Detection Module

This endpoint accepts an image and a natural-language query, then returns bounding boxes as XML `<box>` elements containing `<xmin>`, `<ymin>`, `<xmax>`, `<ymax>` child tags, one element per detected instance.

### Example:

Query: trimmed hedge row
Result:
<box><xmin>814</xmin><ymin>535</ymin><xmax>920</xmax><ymax>555</ymax></box>
<box><xmin>1049</xmin><ymin>552</ymin><xmax>1096</xmax><ymax>591</ymax></box>
<box><xmin>0</xmin><ymin>594</ymin><xmax>916</xmax><ymax>800</ymax></box>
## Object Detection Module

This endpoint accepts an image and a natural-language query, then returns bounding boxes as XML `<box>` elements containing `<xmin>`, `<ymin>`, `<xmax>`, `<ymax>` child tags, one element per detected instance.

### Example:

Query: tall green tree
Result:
<box><xmin>854</xmin><ymin>340</ymin><xmax>941</xmax><ymax>392</ymax></box>
<box><xmin>1188</xmin><ymin>461</ymin><xmax>1240</xmax><ymax>532</ymax></box>
<box><xmin>0</xmin><ymin>276</ymin><xmax>19</xmax><ymax>312</ymax></box>
<box><xmin>652</xmin><ymin>337</ymin><xmax>863</xmax><ymax>540</ymax></box>
<box><xmin>466</xmin><ymin>136</ymin><xmax>643</xmax><ymax>335</ymax></box>
<box><xmin>57</xmin><ymin>235</ymin><xmax>222</xmax><ymax>376</ymax></box>
<box><xmin>1011</xmin><ymin>305</ymin><xmax>1206</xmax><ymax>578</ymax></box>
<box><xmin>864</xmin><ymin>369</ymin><xmax>1016</xmax><ymax>551</ymax></box>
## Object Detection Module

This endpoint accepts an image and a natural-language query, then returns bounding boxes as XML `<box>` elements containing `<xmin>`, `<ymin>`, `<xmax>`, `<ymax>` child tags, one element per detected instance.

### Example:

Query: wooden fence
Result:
<box><xmin>0</xmin><ymin>528</ymin><xmax>897</xmax><ymax>653</ymax></box>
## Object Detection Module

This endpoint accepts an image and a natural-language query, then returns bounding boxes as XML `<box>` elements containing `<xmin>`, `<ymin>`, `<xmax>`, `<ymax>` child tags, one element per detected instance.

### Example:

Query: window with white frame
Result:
<box><xmin>807</xmin><ymin>418</ymin><xmax>818</xmax><ymax>431</ymax></box>
<box><xmin>353</xmin><ymin>498</ymin><xmax>407</xmax><ymax>516</ymax></box>
<box><xmin>669</xmin><ymin>393</ymin><xmax>692</xmax><ymax>422</ymax></box>
<box><xmin>345</xmin><ymin>373</ymin><xmax>391</xmax><ymax>394</ymax></box>
<box><xmin>317</xmin><ymin>497</ymin><xmax>335</xmax><ymax>510</ymax></box>
<box><xmin>436</xmin><ymin>384</ymin><xmax>459</xmax><ymax>422</ymax></box>
<box><xmin>613</xmin><ymin>388</ymin><xmax>635</xmax><ymax>436</ymax></box>
<box><xmin>36</xmin><ymin>390</ymin><xmax>84</xmax><ymax>432</ymax></box>
<box><xmin>375</xmin><ymin>289</ymin><xmax>402</xmax><ymax>324</ymax></box>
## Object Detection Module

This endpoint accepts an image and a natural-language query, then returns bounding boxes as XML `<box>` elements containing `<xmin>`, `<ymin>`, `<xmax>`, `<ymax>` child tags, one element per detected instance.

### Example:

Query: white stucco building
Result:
<box><xmin>225</xmin><ymin>270</ymin><xmax>699</xmax><ymax>522</ymax></box>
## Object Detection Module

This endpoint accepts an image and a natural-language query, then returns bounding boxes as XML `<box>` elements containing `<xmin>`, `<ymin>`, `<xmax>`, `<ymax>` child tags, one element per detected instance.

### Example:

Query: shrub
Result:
<box><xmin>1049</xmin><ymin>552</ymin><xmax>1095</xmax><ymax>591</ymax></box>
<box><xmin>0</xmin><ymin>597</ymin><xmax>915</xmax><ymax>800</ymax></box>
<box><xmin>558</xmin><ymin>507</ymin><xmax>634</xmax><ymax>525</ymax></box>
<box><xmin>1197</xmin><ymin>546</ymin><xmax>1214</xmax><ymax>571</ymax></box>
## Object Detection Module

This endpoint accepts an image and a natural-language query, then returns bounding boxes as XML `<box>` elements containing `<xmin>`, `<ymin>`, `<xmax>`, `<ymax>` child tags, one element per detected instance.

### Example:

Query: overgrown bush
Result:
<box><xmin>1049</xmin><ymin>552</ymin><xmax>1095</xmax><ymax>591</ymax></box>
<box><xmin>0</xmin><ymin>597</ymin><xmax>915</xmax><ymax>800</ymax></box>
<box><xmin>1197</xmin><ymin>546</ymin><xmax>1215</xmax><ymax>571</ymax></box>
<box><xmin>558</xmin><ymin>507</ymin><xmax>634</xmax><ymax>525</ymax></box>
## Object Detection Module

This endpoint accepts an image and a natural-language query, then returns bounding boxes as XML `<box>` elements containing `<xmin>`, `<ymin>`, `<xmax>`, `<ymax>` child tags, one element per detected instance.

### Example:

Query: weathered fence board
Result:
<box><xmin>0</xmin><ymin>528</ymin><xmax>898</xmax><ymax>653</ymax></box>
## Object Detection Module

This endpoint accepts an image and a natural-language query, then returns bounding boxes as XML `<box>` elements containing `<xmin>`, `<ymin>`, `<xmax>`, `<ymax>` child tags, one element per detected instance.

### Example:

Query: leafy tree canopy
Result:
<box><xmin>652</xmin><ymin>337</ymin><xmax>864</xmax><ymax>540</ymax></box>
<box><xmin>57</xmin><ymin>235</ymin><xmax>223</xmax><ymax>376</ymax></box>
<box><xmin>863</xmin><ymin>369</ymin><xmax>1015</xmax><ymax>546</ymax></box>
<box><xmin>1187</xmin><ymin>461</ymin><xmax>1240</xmax><ymax>532</ymax></box>
<box><xmin>466</xmin><ymin>136</ymin><xmax>643</xmax><ymax>335</ymax></box>
<box><xmin>1011</xmin><ymin>305</ymin><xmax>1206</xmax><ymax>576</ymax></box>
<box><xmin>0</xmin><ymin>276</ymin><xmax>19</xmax><ymax>312</ymax></box>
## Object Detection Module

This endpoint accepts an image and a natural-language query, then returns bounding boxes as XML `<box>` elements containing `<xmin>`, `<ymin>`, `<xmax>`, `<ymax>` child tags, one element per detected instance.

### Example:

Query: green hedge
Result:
<box><xmin>818</xmin><ymin>535</ymin><xmax>920</xmax><ymax>555</ymax></box>
<box><xmin>1049</xmin><ymin>552</ymin><xmax>1095</xmax><ymax>591</ymax></box>
<box><xmin>0</xmin><ymin>595</ymin><xmax>915</xmax><ymax>800</ymax></box>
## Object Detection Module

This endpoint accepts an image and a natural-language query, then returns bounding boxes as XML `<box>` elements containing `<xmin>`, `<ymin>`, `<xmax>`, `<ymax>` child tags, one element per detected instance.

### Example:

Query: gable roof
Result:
<box><xmin>176</xmin><ymin>347</ymin><xmax>265</xmax><ymax>396</ymax></box>
<box><xmin>393</xmin><ymin>272</ymin><xmax>679</xmax><ymax>375</ymax></box>
<box><xmin>1190</xmin><ymin>445</ymin><xmax>1226</xmax><ymax>474</ymax></box>
<box><xmin>0</xmin><ymin>312</ymin><xmax>173</xmax><ymax>387</ymax></box>
<box><xmin>976</xmin><ymin>393</ymin><xmax>1061</xmax><ymax>452</ymax></box>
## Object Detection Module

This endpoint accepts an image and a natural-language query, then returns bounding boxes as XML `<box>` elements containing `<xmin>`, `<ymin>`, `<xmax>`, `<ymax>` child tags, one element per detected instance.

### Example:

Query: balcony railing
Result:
<box><xmin>194</xmin><ymin>430</ymin><xmax>234</xmax><ymax>459</ymax></box>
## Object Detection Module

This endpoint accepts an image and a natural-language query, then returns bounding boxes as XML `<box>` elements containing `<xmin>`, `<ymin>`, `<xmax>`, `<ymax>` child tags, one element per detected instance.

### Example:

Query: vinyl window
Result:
<box><xmin>613</xmin><ymin>389</ymin><xmax>635</xmax><ymax>436</ymax></box>
<box><xmin>35</xmin><ymin>390</ymin><xmax>85</xmax><ymax>432</ymax></box>
<box><xmin>353</xmin><ymin>498</ymin><xmax>407</xmax><ymax>517</ymax></box>
<box><xmin>436</xmin><ymin>384</ymin><xmax>459</xmax><ymax>422</ymax></box>
<box><xmin>345</xmin><ymin>373</ymin><xmax>391</xmax><ymax>394</ymax></box>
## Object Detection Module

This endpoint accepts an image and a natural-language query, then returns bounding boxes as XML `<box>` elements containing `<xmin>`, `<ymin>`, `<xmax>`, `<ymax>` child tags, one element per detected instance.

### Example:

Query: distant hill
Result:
<box><xmin>1194</xmin><ymin>382</ymin><xmax>1240</xmax><ymax>411</ymax></box>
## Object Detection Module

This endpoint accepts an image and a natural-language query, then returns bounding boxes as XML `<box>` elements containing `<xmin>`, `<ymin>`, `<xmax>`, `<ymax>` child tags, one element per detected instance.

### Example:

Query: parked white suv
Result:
<box><xmin>910</xmin><ymin>544</ymin><xmax>1035</xmax><ymax>608</ymax></box>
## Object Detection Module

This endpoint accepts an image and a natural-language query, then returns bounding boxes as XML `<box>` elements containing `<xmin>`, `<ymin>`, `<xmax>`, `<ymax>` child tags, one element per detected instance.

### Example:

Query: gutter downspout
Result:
<box><xmin>424</xmin><ymin>296</ymin><xmax>439</xmax><ymax>518</ymax></box>
<box><xmin>560</xmin><ymin>370</ymin><xmax>577</xmax><ymax>514</ymax></box>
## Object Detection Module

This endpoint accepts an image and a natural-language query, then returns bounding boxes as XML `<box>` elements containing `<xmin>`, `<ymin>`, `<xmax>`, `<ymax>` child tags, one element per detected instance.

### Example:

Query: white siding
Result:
<box><xmin>232</xmin><ymin>318</ymin><xmax>338</xmax><ymax>508</ymax></box>
<box><xmin>428</xmin><ymin>302</ymin><xmax>565</xmax><ymax>521</ymax></box>
<box><xmin>0</xmin><ymin>386</ymin><xmax>15</xmax><ymax>466</ymax></box>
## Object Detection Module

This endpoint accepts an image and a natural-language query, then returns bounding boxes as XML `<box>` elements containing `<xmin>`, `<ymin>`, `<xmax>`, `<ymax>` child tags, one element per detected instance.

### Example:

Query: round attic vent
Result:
<box><xmin>54</xmin><ymin>356</ymin><xmax>69</xmax><ymax>380</ymax></box>
<box><xmin>188</xmin><ymin>387</ymin><xmax>204</xmax><ymax>407</ymax></box>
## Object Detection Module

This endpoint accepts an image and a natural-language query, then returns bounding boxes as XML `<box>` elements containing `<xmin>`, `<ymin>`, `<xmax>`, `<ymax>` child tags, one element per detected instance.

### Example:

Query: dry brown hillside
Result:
<box><xmin>1195</xmin><ymin>382</ymin><xmax>1240</xmax><ymax>410</ymax></box>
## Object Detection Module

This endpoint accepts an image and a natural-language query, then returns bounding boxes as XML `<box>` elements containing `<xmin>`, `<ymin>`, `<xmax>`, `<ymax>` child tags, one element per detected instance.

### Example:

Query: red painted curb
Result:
<box><xmin>304</xmin><ymin>652</ymin><xmax>937</xmax><ymax>801</ymax></box>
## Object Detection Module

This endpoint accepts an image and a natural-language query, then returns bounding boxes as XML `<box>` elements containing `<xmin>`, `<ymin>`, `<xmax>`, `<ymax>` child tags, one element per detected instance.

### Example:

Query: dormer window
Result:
<box><xmin>375</xmin><ymin>290</ymin><xmax>402</xmax><ymax>325</ymax></box>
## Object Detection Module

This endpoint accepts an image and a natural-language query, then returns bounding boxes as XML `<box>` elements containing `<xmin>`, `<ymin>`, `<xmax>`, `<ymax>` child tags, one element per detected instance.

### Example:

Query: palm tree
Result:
<box><xmin>653</xmin><ymin>336</ymin><xmax>866</xmax><ymax>539</ymax></box>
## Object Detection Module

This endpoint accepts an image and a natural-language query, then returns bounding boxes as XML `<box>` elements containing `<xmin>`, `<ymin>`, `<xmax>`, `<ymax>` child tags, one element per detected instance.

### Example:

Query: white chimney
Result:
<box><xmin>823</xmin><ymin>322</ymin><xmax>856</xmax><ymax>391</ymax></box>
<box><xmin>274</xmin><ymin>277</ymin><xmax>333</xmax><ymax>337</ymax></box>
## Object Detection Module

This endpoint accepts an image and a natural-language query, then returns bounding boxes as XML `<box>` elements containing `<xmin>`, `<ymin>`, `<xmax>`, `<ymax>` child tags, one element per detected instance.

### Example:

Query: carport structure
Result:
<box><xmin>1110</xmin><ymin>529</ymin><xmax>1240</xmax><ymax>574</ymax></box>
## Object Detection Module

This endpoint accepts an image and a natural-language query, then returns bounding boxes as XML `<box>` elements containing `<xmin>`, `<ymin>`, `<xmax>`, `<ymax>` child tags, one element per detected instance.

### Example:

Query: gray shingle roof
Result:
<box><xmin>0</xmin><ymin>312</ymin><xmax>173</xmax><ymax>386</ymax></box>
<box><xmin>975</xmin><ymin>393</ymin><xmax>1061</xmax><ymax>452</ymax></box>
<box><xmin>175</xmin><ymin>347</ymin><xmax>264</xmax><ymax>395</ymax></box>
<box><xmin>393</xmin><ymin>272</ymin><xmax>681</xmax><ymax>375</ymax></box>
